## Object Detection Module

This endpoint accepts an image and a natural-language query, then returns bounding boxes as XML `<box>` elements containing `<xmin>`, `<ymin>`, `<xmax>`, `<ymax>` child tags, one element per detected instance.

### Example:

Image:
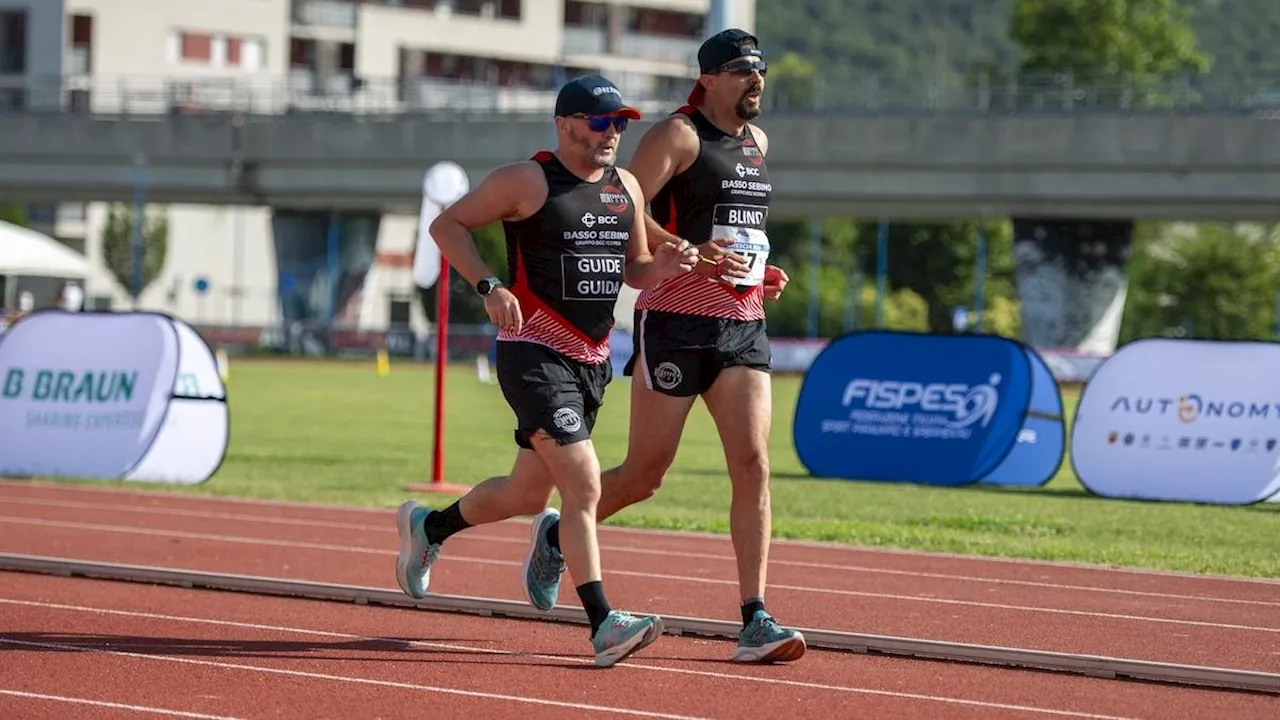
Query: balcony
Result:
<box><xmin>618</xmin><ymin>32</ymin><xmax>699</xmax><ymax>66</ymax></box>
<box><xmin>561</xmin><ymin>26</ymin><xmax>607</xmax><ymax>56</ymax></box>
<box><xmin>64</xmin><ymin>47</ymin><xmax>91</xmax><ymax>76</ymax></box>
<box><xmin>293</xmin><ymin>0</ymin><xmax>358</xmax><ymax>28</ymax></box>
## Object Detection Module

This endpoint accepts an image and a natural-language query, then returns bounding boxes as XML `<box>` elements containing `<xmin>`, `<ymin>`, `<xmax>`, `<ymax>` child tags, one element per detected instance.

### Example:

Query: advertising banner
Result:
<box><xmin>0</xmin><ymin>310</ymin><xmax>228</xmax><ymax>484</ymax></box>
<box><xmin>793</xmin><ymin>331</ymin><xmax>1033</xmax><ymax>487</ymax></box>
<box><xmin>1070</xmin><ymin>338</ymin><xmax>1280</xmax><ymax>505</ymax></box>
<box><xmin>977</xmin><ymin>346</ymin><xmax>1066</xmax><ymax>487</ymax></box>
<box><xmin>123</xmin><ymin>317</ymin><xmax>230</xmax><ymax>484</ymax></box>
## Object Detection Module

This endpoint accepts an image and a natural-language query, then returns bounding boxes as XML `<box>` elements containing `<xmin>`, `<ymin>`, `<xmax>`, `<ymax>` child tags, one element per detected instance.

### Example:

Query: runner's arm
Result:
<box><xmin>618</xmin><ymin>168</ymin><xmax>697</xmax><ymax>289</ymax></box>
<box><xmin>626</xmin><ymin>117</ymin><xmax>700</xmax><ymax>253</ymax></box>
<box><xmin>428</xmin><ymin>162</ymin><xmax>544</xmax><ymax>286</ymax></box>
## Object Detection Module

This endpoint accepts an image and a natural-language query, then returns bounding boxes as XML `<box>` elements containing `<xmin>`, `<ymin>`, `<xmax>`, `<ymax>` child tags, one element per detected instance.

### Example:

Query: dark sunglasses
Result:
<box><xmin>717</xmin><ymin>59</ymin><xmax>767</xmax><ymax>76</ymax></box>
<box><xmin>573</xmin><ymin>114</ymin><xmax>629</xmax><ymax>133</ymax></box>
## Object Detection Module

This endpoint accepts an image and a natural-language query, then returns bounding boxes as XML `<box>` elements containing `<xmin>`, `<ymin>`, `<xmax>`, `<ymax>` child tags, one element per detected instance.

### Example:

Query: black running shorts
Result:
<box><xmin>623</xmin><ymin>309</ymin><xmax>771</xmax><ymax>397</ymax></box>
<box><xmin>496</xmin><ymin>340</ymin><xmax>611</xmax><ymax>450</ymax></box>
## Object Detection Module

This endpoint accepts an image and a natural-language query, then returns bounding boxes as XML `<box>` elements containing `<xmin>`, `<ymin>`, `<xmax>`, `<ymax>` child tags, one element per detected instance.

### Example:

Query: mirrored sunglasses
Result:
<box><xmin>717</xmin><ymin>59</ymin><xmax>768</xmax><ymax>76</ymax></box>
<box><xmin>573</xmin><ymin>114</ymin><xmax>629</xmax><ymax>133</ymax></box>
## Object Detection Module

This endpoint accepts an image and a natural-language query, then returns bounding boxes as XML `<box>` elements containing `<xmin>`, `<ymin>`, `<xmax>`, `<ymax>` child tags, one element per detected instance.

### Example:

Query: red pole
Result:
<box><xmin>431</xmin><ymin>260</ymin><xmax>449</xmax><ymax>484</ymax></box>
<box><xmin>405</xmin><ymin>260</ymin><xmax>470</xmax><ymax>495</ymax></box>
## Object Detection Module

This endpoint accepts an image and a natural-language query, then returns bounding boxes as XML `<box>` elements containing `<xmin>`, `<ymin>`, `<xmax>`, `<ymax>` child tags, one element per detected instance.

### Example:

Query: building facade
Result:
<box><xmin>0</xmin><ymin>0</ymin><xmax>753</xmax><ymax>342</ymax></box>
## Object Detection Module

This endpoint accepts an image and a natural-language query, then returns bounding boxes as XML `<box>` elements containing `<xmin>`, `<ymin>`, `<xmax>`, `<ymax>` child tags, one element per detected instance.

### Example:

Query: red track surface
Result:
<box><xmin>0</xmin><ymin>480</ymin><xmax>1277</xmax><ymax>719</ymax></box>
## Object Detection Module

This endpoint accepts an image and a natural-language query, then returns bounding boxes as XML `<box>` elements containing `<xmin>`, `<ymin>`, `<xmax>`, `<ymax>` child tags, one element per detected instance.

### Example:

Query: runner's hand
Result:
<box><xmin>763</xmin><ymin>265</ymin><xmax>789</xmax><ymax>301</ymax></box>
<box><xmin>484</xmin><ymin>288</ymin><xmax>522</xmax><ymax>334</ymax></box>
<box><xmin>652</xmin><ymin>239</ymin><xmax>701</xmax><ymax>280</ymax></box>
<box><xmin>695</xmin><ymin>237</ymin><xmax>750</xmax><ymax>283</ymax></box>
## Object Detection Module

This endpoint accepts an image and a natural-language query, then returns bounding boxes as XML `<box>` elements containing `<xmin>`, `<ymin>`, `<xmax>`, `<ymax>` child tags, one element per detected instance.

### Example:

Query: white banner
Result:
<box><xmin>0</xmin><ymin>310</ymin><xmax>228</xmax><ymax>484</ymax></box>
<box><xmin>124</xmin><ymin>317</ymin><xmax>230</xmax><ymax>484</ymax></box>
<box><xmin>413</xmin><ymin>161</ymin><xmax>471</xmax><ymax>290</ymax></box>
<box><xmin>769</xmin><ymin>338</ymin><xmax>828</xmax><ymax>372</ymax></box>
<box><xmin>1071</xmin><ymin>338</ymin><xmax>1280</xmax><ymax>504</ymax></box>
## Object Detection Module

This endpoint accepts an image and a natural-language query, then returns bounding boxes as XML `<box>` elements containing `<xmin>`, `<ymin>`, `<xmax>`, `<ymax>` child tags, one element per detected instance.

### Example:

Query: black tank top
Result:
<box><xmin>642</xmin><ymin>106</ymin><xmax>773</xmax><ymax>313</ymax></box>
<box><xmin>501</xmin><ymin>151</ymin><xmax>635</xmax><ymax>355</ymax></box>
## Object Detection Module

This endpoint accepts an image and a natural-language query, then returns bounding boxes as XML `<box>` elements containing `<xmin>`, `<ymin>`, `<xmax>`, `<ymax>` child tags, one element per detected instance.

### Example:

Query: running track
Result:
<box><xmin>0</xmin><ymin>480</ymin><xmax>1276</xmax><ymax>719</ymax></box>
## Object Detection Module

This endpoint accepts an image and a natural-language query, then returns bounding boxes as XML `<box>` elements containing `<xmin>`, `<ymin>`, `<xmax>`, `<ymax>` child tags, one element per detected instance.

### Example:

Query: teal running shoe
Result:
<box><xmin>395</xmin><ymin>500</ymin><xmax>441</xmax><ymax>599</ymax></box>
<box><xmin>734</xmin><ymin>610</ymin><xmax>806</xmax><ymax>662</ymax></box>
<box><xmin>591</xmin><ymin>610</ymin><xmax>664</xmax><ymax>667</ymax></box>
<box><xmin>521</xmin><ymin>508</ymin><xmax>565</xmax><ymax>611</ymax></box>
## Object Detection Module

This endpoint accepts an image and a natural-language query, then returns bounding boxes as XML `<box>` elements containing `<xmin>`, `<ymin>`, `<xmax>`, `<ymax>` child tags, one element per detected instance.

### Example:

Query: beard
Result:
<box><xmin>734</xmin><ymin>83</ymin><xmax>763</xmax><ymax>120</ymax></box>
<box><xmin>567</xmin><ymin>126</ymin><xmax>617</xmax><ymax>168</ymax></box>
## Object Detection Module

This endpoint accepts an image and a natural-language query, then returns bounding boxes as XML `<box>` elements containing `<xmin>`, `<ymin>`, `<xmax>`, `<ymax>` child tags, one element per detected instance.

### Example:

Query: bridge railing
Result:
<box><xmin>0</xmin><ymin>71</ymin><xmax>1278</xmax><ymax>118</ymax></box>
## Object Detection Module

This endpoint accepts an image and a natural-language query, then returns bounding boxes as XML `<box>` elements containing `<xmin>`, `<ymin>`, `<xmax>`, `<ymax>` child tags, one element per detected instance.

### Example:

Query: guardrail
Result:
<box><xmin>0</xmin><ymin>71</ymin><xmax>1278</xmax><ymax>117</ymax></box>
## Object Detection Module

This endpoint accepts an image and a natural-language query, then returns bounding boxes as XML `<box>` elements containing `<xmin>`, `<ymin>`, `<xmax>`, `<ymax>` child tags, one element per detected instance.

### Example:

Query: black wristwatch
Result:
<box><xmin>476</xmin><ymin>277</ymin><xmax>503</xmax><ymax>296</ymax></box>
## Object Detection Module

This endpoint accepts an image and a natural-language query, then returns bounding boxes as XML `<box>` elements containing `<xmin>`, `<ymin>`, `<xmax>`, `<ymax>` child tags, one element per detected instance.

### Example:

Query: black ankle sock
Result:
<box><xmin>423</xmin><ymin>502</ymin><xmax>471</xmax><ymax>545</ymax></box>
<box><xmin>545</xmin><ymin>519</ymin><xmax>560</xmax><ymax>551</ymax></box>
<box><xmin>741</xmin><ymin>597</ymin><xmax>766</xmax><ymax>628</ymax></box>
<box><xmin>576</xmin><ymin>581</ymin><xmax>612</xmax><ymax>636</ymax></box>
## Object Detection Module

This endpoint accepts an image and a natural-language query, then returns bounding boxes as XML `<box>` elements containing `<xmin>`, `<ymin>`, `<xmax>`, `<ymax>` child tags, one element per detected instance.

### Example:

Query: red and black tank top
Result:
<box><xmin>497</xmin><ymin>151</ymin><xmax>635</xmax><ymax>363</ymax></box>
<box><xmin>635</xmin><ymin>106</ymin><xmax>772</xmax><ymax>322</ymax></box>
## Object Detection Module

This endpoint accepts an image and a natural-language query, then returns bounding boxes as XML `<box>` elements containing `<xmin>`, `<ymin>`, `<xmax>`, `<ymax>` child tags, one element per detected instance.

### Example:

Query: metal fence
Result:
<box><xmin>2</xmin><ymin>70</ymin><xmax>1279</xmax><ymax>117</ymax></box>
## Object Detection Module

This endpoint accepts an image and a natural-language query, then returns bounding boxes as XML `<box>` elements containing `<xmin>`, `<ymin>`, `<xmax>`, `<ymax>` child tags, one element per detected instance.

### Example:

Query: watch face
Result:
<box><xmin>478</xmin><ymin>279</ymin><xmax>495</xmax><ymax>295</ymax></box>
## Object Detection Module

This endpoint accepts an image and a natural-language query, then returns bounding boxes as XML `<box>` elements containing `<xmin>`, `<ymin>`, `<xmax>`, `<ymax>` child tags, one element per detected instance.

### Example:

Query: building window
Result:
<box><xmin>181</xmin><ymin>32</ymin><xmax>213</xmax><ymax>61</ymax></box>
<box><xmin>170</xmin><ymin>29</ymin><xmax>265</xmax><ymax>70</ymax></box>
<box><xmin>0</xmin><ymin>10</ymin><xmax>27</xmax><ymax>73</ymax></box>
<box><xmin>290</xmin><ymin>37</ymin><xmax>314</xmax><ymax>69</ymax></box>
<box><xmin>563</xmin><ymin>1</ymin><xmax>605</xmax><ymax>28</ymax></box>
<box><xmin>498</xmin><ymin>0</ymin><xmax>520</xmax><ymax>20</ymax></box>
<box><xmin>68</xmin><ymin>14</ymin><xmax>92</xmax><ymax>74</ymax></box>
<box><xmin>241</xmin><ymin>38</ymin><xmax>264</xmax><ymax>71</ymax></box>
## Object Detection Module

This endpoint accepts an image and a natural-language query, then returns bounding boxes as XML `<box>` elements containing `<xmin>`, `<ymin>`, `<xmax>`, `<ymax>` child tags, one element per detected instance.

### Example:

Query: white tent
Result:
<box><xmin>0</xmin><ymin>220</ymin><xmax>90</xmax><ymax>279</ymax></box>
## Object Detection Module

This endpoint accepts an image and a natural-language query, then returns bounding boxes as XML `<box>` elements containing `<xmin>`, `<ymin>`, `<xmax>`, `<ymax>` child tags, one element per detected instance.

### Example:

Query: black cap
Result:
<box><xmin>696</xmin><ymin>29</ymin><xmax>763</xmax><ymax>74</ymax></box>
<box><xmin>554</xmin><ymin>74</ymin><xmax>641</xmax><ymax>119</ymax></box>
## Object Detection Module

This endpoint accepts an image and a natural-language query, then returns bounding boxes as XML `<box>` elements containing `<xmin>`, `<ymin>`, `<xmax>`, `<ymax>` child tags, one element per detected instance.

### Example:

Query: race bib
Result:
<box><xmin>562</xmin><ymin>253</ymin><xmax>623</xmax><ymax>301</ymax></box>
<box><xmin>711</xmin><ymin>203</ymin><xmax>770</xmax><ymax>287</ymax></box>
<box><xmin>711</xmin><ymin>225</ymin><xmax>770</xmax><ymax>286</ymax></box>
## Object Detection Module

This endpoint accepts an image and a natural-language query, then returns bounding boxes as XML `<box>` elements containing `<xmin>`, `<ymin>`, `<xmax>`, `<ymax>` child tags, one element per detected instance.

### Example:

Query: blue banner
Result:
<box><xmin>793</xmin><ymin>331</ymin><xmax>1032</xmax><ymax>487</ymax></box>
<box><xmin>977</xmin><ymin>345</ymin><xmax>1065</xmax><ymax>487</ymax></box>
<box><xmin>609</xmin><ymin>329</ymin><xmax>633</xmax><ymax>376</ymax></box>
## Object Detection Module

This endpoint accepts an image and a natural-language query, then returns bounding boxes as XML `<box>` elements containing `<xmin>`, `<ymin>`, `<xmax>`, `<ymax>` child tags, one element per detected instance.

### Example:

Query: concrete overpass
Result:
<box><xmin>0</xmin><ymin>111</ymin><xmax>1279</xmax><ymax>220</ymax></box>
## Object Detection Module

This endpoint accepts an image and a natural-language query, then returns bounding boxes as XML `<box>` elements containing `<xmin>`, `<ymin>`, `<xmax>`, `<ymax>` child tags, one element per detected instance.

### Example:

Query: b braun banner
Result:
<box><xmin>977</xmin><ymin>345</ymin><xmax>1066</xmax><ymax>487</ymax></box>
<box><xmin>1071</xmin><ymin>338</ymin><xmax>1280</xmax><ymax>505</ymax></box>
<box><xmin>793</xmin><ymin>331</ymin><xmax>1033</xmax><ymax>487</ymax></box>
<box><xmin>0</xmin><ymin>310</ymin><xmax>228</xmax><ymax>484</ymax></box>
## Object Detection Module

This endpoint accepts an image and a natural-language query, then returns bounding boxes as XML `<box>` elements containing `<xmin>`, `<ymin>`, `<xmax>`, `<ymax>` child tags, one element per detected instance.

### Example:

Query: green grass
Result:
<box><xmin>38</xmin><ymin>358</ymin><xmax>1280</xmax><ymax>578</ymax></box>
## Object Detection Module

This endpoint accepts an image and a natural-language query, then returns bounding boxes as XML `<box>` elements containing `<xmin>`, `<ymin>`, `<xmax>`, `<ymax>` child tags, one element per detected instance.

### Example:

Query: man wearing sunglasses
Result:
<box><xmin>394</xmin><ymin>74</ymin><xmax>700</xmax><ymax>667</ymax></box>
<box><xmin>525</xmin><ymin>30</ymin><xmax>805</xmax><ymax>664</ymax></box>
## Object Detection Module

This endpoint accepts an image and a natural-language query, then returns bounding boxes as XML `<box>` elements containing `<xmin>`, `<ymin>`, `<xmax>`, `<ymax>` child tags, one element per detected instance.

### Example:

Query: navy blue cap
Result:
<box><xmin>554</xmin><ymin>74</ymin><xmax>641</xmax><ymax>119</ymax></box>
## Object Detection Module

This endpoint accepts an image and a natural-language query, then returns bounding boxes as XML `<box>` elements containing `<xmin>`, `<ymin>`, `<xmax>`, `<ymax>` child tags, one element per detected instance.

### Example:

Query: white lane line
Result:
<box><xmin>0</xmin><ymin>636</ymin><xmax>710</xmax><ymax>720</ymax></box>
<box><xmin>0</xmin><ymin>598</ymin><xmax>1141</xmax><ymax>719</ymax></box>
<box><xmin>3</xmin><ymin>497</ymin><xmax>1274</xmax><ymax>608</ymax></box>
<box><xmin>0</xmin><ymin>516</ymin><xmax>1275</xmax><ymax>634</ymax></box>
<box><xmin>0</xmin><ymin>689</ymin><xmax>243</xmax><ymax>719</ymax></box>
<box><xmin>5</xmin><ymin>481</ymin><xmax>1276</xmax><ymax>586</ymax></box>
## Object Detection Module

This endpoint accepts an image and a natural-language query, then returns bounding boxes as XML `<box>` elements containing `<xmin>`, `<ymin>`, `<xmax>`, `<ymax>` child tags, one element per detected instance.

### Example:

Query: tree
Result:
<box><xmin>1121</xmin><ymin>223</ymin><xmax>1280</xmax><ymax>341</ymax></box>
<box><xmin>764</xmin><ymin>52</ymin><xmax>820</xmax><ymax>111</ymax></box>
<box><xmin>101</xmin><ymin>203</ymin><xmax>169</xmax><ymax>306</ymax></box>
<box><xmin>0</xmin><ymin>204</ymin><xmax>27</xmax><ymax>227</ymax></box>
<box><xmin>1012</xmin><ymin>0</ymin><xmax>1210</xmax><ymax>102</ymax></box>
<box><xmin>852</xmin><ymin>219</ymin><xmax>1019</xmax><ymax>337</ymax></box>
<box><xmin>416</xmin><ymin>220</ymin><xmax>507</xmax><ymax>326</ymax></box>
<box><xmin>1007</xmin><ymin>0</ymin><xmax>1209</xmax><ymax>349</ymax></box>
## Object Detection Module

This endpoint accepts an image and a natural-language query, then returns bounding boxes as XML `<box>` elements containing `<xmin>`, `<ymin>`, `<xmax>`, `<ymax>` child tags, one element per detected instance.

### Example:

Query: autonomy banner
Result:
<box><xmin>793</xmin><ymin>331</ymin><xmax>1033</xmax><ymax>487</ymax></box>
<box><xmin>0</xmin><ymin>310</ymin><xmax>228</xmax><ymax>484</ymax></box>
<box><xmin>1071</xmin><ymin>338</ymin><xmax>1280</xmax><ymax>505</ymax></box>
<box><xmin>977</xmin><ymin>345</ymin><xmax>1066</xmax><ymax>487</ymax></box>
